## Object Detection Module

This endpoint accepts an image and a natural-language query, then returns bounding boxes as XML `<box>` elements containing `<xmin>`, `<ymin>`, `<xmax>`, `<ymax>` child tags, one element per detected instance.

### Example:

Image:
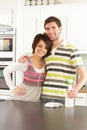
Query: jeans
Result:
<box><xmin>40</xmin><ymin>97</ymin><xmax>65</xmax><ymax>105</ymax></box>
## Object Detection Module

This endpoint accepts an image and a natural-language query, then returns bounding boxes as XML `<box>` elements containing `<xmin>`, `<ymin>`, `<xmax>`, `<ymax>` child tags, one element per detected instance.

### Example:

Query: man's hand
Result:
<box><xmin>12</xmin><ymin>86</ymin><xmax>26</xmax><ymax>95</ymax></box>
<box><xmin>67</xmin><ymin>87</ymin><xmax>78</xmax><ymax>98</ymax></box>
<box><xmin>18</xmin><ymin>55</ymin><xmax>28</xmax><ymax>63</ymax></box>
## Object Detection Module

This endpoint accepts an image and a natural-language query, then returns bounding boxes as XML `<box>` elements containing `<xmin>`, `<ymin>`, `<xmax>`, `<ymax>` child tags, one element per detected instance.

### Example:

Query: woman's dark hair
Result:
<box><xmin>32</xmin><ymin>33</ymin><xmax>52</xmax><ymax>58</ymax></box>
<box><xmin>44</xmin><ymin>16</ymin><xmax>62</xmax><ymax>28</ymax></box>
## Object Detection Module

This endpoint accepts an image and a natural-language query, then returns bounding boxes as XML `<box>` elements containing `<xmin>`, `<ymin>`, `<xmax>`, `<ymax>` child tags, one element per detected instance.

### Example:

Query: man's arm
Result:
<box><xmin>67</xmin><ymin>66</ymin><xmax>87</xmax><ymax>98</ymax></box>
<box><xmin>18</xmin><ymin>55</ymin><xmax>28</xmax><ymax>63</ymax></box>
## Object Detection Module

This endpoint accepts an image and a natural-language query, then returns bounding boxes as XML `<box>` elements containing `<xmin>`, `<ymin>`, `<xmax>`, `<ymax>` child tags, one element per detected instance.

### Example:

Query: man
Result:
<box><xmin>40</xmin><ymin>16</ymin><xmax>87</xmax><ymax>104</ymax></box>
<box><xmin>19</xmin><ymin>16</ymin><xmax>87</xmax><ymax>104</ymax></box>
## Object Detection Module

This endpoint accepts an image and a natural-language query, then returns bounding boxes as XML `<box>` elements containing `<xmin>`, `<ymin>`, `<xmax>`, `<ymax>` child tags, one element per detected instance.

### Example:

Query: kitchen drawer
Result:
<box><xmin>75</xmin><ymin>93</ymin><xmax>87</xmax><ymax>106</ymax></box>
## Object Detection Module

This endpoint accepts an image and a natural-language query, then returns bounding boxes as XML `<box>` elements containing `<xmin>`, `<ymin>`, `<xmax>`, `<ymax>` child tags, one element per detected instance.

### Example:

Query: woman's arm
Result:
<box><xmin>3</xmin><ymin>62</ymin><xmax>28</xmax><ymax>91</ymax></box>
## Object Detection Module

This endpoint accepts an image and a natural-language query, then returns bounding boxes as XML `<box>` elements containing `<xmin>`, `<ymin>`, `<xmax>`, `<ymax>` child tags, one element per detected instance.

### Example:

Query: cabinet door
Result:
<box><xmin>38</xmin><ymin>5</ymin><xmax>67</xmax><ymax>41</ymax></box>
<box><xmin>23</xmin><ymin>5</ymin><xmax>67</xmax><ymax>54</ymax></box>
<box><xmin>23</xmin><ymin>6</ymin><xmax>40</xmax><ymax>53</ymax></box>
<box><xmin>66</xmin><ymin>4</ymin><xmax>87</xmax><ymax>51</ymax></box>
<box><xmin>75</xmin><ymin>93</ymin><xmax>87</xmax><ymax>106</ymax></box>
<box><xmin>23</xmin><ymin>4</ymin><xmax>87</xmax><ymax>53</ymax></box>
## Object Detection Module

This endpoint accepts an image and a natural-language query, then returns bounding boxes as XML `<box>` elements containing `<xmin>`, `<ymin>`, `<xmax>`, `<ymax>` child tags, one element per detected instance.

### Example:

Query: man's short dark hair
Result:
<box><xmin>44</xmin><ymin>16</ymin><xmax>62</xmax><ymax>28</ymax></box>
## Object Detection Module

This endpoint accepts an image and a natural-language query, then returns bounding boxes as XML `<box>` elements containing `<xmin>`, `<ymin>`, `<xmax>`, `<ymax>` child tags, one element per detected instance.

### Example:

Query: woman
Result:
<box><xmin>3</xmin><ymin>33</ymin><xmax>52</xmax><ymax>102</ymax></box>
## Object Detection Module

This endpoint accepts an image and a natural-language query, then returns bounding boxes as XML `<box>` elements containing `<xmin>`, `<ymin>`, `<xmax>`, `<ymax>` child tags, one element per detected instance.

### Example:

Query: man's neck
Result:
<box><xmin>52</xmin><ymin>39</ymin><xmax>63</xmax><ymax>48</ymax></box>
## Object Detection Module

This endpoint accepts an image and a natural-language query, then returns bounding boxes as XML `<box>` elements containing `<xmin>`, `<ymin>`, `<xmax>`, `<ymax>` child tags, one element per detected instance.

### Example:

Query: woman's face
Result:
<box><xmin>34</xmin><ymin>40</ymin><xmax>47</xmax><ymax>57</ymax></box>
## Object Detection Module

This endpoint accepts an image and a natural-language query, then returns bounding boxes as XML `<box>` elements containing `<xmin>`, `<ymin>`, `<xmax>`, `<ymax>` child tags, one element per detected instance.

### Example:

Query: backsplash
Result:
<box><xmin>81</xmin><ymin>54</ymin><xmax>87</xmax><ymax>88</ymax></box>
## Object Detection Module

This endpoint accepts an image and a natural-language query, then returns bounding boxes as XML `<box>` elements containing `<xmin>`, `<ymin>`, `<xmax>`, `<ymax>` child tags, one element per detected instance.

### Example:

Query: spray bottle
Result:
<box><xmin>65</xmin><ymin>80</ymin><xmax>75</xmax><ymax>107</ymax></box>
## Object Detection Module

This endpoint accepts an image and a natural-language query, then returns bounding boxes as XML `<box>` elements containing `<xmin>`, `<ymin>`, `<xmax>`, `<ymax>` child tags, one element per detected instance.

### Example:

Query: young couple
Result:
<box><xmin>3</xmin><ymin>16</ymin><xmax>87</xmax><ymax>103</ymax></box>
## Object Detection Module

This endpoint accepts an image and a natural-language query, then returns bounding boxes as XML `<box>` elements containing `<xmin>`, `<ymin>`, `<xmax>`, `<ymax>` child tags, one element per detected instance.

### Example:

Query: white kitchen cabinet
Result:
<box><xmin>66</xmin><ymin>4</ymin><xmax>87</xmax><ymax>51</ymax></box>
<box><xmin>23</xmin><ymin>6</ymin><xmax>41</xmax><ymax>53</ymax></box>
<box><xmin>23</xmin><ymin>5</ymin><xmax>67</xmax><ymax>53</ymax></box>
<box><xmin>75</xmin><ymin>93</ymin><xmax>86</xmax><ymax>106</ymax></box>
<box><xmin>23</xmin><ymin>4</ymin><xmax>67</xmax><ymax>54</ymax></box>
<box><xmin>0</xmin><ymin>0</ymin><xmax>17</xmax><ymax>26</ymax></box>
<box><xmin>75</xmin><ymin>92</ymin><xmax>87</xmax><ymax>106</ymax></box>
<box><xmin>0</xmin><ymin>12</ymin><xmax>11</xmax><ymax>26</ymax></box>
<box><xmin>38</xmin><ymin>5</ymin><xmax>67</xmax><ymax>40</ymax></box>
<box><xmin>22</xmin><ymin>4</ymin><xmax>87</xmax><ymax>54</ymax></box>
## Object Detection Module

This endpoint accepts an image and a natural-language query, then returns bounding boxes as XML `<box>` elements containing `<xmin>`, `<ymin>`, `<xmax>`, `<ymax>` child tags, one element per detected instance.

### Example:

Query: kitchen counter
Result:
<box><xmin>79</xmin><ymin>89</ymin><xmax>87</xmax><ymax>93</ymax></box>
<box><xmin>79</xmin><ymin>86</ymin><xmax>87</xmax><ymax>93</ymax></box>
<box><xmin>0</xmin><ymin>100</ymin><xmax>87</xmax><ymax>130</ymax></box>
<box><xmin>0</xmin><ymin>88</ymin><xmax>87</xmax><ymax>106</ymax></box>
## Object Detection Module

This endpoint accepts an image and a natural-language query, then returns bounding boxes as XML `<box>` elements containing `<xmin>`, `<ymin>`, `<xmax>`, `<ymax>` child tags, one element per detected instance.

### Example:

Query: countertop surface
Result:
<box><xmin>0</xmin><ymin>100</ymin><xmax>87</xmax><ymax>130</ymax></box>
<box><xmin>79</xmin><ymin>86</ymin><xmax>87</xmax><ymax>93</ymax></box>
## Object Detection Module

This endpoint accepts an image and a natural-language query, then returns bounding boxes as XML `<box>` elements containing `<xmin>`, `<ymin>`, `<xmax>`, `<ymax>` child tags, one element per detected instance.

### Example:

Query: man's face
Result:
<box><xmin>45</xmin><ymin>22</ymin><xmax>62</xmax><ymax>42</ymax></box>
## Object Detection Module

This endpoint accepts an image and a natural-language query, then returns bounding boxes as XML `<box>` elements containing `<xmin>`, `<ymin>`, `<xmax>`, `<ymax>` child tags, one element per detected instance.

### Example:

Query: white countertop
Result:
<box><xmin>0</xmin><ymin>90</ymin><xmax>87</xmax><ymax>106</ymax></box>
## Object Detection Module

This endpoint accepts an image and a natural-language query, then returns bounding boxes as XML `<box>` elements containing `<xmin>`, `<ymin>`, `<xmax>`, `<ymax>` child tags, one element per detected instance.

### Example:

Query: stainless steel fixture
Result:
<box><xmin>0</xmin><ymin>24</ymin><xmax>16</xmax><ymax>90</ymax></box>
<box><xmin>0</xmin><ymin>24</ymin><xmax>16</xmax><ymax>61</ymax></box>
<box><xmin>0</xmin><ymin>65</ymin><xmax>15</xmax><ymax>90</ymax></box>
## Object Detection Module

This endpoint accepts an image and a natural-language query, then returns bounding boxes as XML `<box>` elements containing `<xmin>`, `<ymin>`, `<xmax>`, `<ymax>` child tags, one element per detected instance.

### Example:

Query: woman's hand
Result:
<box><xmin>12</xmin><ymin>86</ymin><xmax>26</xmax><ymax>95</ymax></box>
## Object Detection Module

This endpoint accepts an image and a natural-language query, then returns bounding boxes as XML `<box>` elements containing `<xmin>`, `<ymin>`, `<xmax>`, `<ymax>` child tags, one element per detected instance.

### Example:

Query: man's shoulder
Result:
<box><xmin>60</xmin><ymin>41</ymin><xmax>80</xmax><ymax>53</ymax></box>
<box><xmin>64</xmin><ymin>42</ymin><xmax>77</xmax><ymax>49</ymax></box>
